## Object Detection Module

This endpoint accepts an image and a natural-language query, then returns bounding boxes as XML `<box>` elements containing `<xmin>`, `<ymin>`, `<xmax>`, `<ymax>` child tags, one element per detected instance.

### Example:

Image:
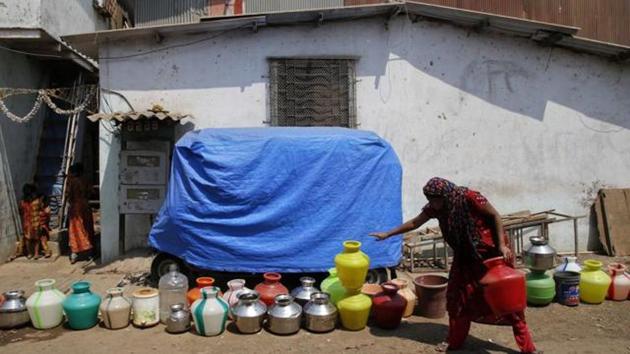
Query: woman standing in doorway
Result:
<box><xmin>66</xmin><ymin>163</ymin><xmax>94</xmax><ymax>263</ymax></box>
<box><xmin>370</xmin><ymin>177</ymin><xmax>539</xmax><ymax>354</ymax></box>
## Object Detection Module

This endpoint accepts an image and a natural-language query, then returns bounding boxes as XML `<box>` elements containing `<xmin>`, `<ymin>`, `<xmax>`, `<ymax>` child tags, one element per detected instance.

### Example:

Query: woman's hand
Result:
<box><xmin>500</xmin><ymin>245</ymin><xmax>514</xmax><ymax>264</ymax></box>
<box><xmin>369</xmin><ymin>232</ymin><xmax>389</xmax><ymax>241</ymax></box>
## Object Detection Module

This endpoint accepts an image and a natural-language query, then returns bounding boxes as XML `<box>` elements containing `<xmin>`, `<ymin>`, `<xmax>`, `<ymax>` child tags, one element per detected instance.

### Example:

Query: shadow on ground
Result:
<box><xmin>369</xmin><ymin>322</ymin><xmax>519</xmax><ymax>353</ymax></box>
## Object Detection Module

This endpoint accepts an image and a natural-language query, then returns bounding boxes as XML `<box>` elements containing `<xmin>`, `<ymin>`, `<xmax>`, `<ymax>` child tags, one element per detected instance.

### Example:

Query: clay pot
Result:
<box><xmin>480</xmin><ymin>257</ymin><xmax>526</xmax><ymax>316</ymax></box>
<box><xmin>390</xmin><ymin>278</ymin><xmax>417</xmax><ymax>317</ymax></box>
<box><xmin>254</xmin><ymin>273</ymin><xmax>289</xmax><ymax>307</ymax></box>
<box><xmin>360</xmin><ymin>283</ymin><xmax>382</xmax><ymax>318</ymax></box>
<box><xmin>100</xmin><ymin>287</ymin><xmax>131</xmax><ymax>330</ymax></box>
<box><xmin>372</xmin><ymin>282</ymin><xmax>407</xmax><ymax>329</ymax></box>
<box><xmin>187</xmin><ymin>277</ymin><xmax>216</xmax><ymax>306</ymax></box>
<box><xmin>413</xmin><ymin>273</ymin><xmax>448</xmax><ymax>319</ymax></box>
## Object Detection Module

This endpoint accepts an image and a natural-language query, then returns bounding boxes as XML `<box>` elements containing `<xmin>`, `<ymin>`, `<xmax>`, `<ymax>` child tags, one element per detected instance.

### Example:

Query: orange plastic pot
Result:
<box><xmin>187</xmin><ymin>277</ymin><xmax>219</xmax><ymax>305</ymax></box>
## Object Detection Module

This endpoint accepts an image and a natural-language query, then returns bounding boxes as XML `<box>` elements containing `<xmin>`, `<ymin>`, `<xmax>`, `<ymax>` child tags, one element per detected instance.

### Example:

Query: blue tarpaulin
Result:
<box><xmin>148</xmin><ymin>127</ymin><xmax>403</xmax><ymax>273</ymax></box>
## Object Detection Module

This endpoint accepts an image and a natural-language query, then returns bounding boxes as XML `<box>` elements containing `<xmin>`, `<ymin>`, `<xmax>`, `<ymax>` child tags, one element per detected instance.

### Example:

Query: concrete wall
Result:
<box><xmin>98</xmin><ymin>16</ymin><xmax>630</xmax><ymax>259</ymax></box>
<box><xmin>0</xmin><ymin>0</ymin><xmax>40</xmax><ymax>29</ymax></box>
<box><xmin>0</xmin><ymin>49</ymin><xmax>47</xmax><ymax>197</ymax></box>
<box><xmin>0</xmin><ymin>49</ymin><xmax>47</xmax><ymax>262</ymax></box>
<box><xmin>0</xmin><ymin>0</ymin><xmax>106</xmax><ymax>37</ymax></box>
<box><xmin>40</xmin><ymin>0</ymin><xmax>107</xmax><ymax>37</ymax></box>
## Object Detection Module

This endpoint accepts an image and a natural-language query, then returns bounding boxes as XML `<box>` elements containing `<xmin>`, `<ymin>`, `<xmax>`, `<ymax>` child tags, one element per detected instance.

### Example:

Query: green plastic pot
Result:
<box><xmin>526</xmin><ymin>271</ymin><xmax>555</xmax><ymax>306</ymax></box>
<box><xmin>62</xmin><ymin>281</ymin><xmax>101</xmax><ymax>330</ymax></box>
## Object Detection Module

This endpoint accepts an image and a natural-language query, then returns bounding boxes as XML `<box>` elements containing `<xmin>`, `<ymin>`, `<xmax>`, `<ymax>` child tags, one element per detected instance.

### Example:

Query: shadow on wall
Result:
<box><xmin>100</xmin><ymin>17</ymin><xmax>630</xmax><ymax>130</ymax></box>
<box><xmin>388</xmin><ymin>20</ymin><xmax>630</xmax><ymax>130</ymax></box>
<box><xmin>587</xmin><ymin>206</ymin><xmax>605</xmax><ymax>252</ymax></box>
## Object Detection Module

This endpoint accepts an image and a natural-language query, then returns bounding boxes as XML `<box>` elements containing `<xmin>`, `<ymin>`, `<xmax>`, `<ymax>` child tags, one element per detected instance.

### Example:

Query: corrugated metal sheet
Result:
<box><xmin>412</xmin><ymin>0</ymin><xmax>630</xmax><ymax>46</ymax></box>
<box><xmin>245</xmin><ymin>0</ymin><xmax>344</xmax><ymax>14</ymax></box>
<box><xmin>134</xmin><ymin>0</ymin><xmax>208</xmax><ymax>27</ymax></box>
<box><xmin>88</xmin><ymin>110</ymin><xmax>193</xmax><ymax>123</ymax></box>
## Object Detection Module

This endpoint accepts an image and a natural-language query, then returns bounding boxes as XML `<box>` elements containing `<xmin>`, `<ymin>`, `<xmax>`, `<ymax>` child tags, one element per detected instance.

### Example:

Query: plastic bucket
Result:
<box><xmin>413</xmin><ymin>274</ymin><xmax>448</xmax><ymax>319</ymax></box>
<box><xmin>553</xmin><ymin>271</ymin><xmax>580</xmax><ymax>306</ymax></box>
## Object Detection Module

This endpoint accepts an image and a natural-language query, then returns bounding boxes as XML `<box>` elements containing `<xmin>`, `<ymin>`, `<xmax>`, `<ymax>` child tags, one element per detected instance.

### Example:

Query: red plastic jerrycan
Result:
<box><xmin>480</xmin><ymin>257</ymin><xmax>526</xmax><ymax>316</ymax></box>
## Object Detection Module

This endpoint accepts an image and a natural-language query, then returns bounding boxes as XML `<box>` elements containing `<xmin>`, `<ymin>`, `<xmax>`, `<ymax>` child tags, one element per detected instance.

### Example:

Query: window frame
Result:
<box><xmin>268</xmin><ymin>57</ymin><xmax>358</xmax><ymax>128</ymax></box>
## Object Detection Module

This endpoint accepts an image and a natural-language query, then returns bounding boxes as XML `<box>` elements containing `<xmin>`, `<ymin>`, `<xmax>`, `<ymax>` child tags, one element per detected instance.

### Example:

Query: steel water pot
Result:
<box><xmin>166</xmin><ymin>303</ymin><xmax>191</xmax><ymax>334</ymax></box>
<box><xmin>0</xmin><ymin>290</ymin><xmax>30</xmax><ymax>329</ymax></box>
<box><xmin>524</xmin><ymin>236</ymin><xmax>556</xmax><ymax>271</ymax></box>
<box><xmin>231</xmin><ymin>290</ymin><xmax>267</xmax><ymax>334</ymax></box>
<box><xmin>290</xmin><ymin>277</ymin><xmax>319</xmax><ymax>307</ymax></box>
<box><xmin>303</xmin><ymin>292</ymin><xmax>337</xmax><ymax>333</ymax></box>
<box><xmin>267</xmin><ymin>294</ymin><xmax>302</xmax><ymax>335</ymax></box>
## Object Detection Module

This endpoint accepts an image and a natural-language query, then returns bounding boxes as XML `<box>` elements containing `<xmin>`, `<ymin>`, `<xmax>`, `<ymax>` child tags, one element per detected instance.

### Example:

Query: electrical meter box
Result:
<box><xmin>120</xmin><ymin>150</ymin><xmax>167</xmax><ymax>185</ymax></box>
<box><xmin>119</xmin><ymin>150</ymin><xmax>168</xmax><ymax>214</ymax></box>
<box><xmin>120</xmin><ymin>184</ymin><xmax>166</xmax><ymax>214</ymax></box>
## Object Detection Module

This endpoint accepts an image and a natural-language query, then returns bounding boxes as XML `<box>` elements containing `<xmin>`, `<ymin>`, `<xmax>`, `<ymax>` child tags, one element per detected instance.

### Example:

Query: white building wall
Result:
<box><xmin>98</xmin><ymin>17</ymin><xmax>630</xmax><ymax>260</ymax></box>
<box><xmin>0</xmin><ymin>0</ymin><xmax>107</xmax><ymax>38</ymax></box>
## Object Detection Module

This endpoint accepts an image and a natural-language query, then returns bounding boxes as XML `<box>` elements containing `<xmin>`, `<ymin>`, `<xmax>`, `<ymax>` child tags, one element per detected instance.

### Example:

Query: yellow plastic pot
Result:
<box><xmin>579</xmin><ymin>260</ymin><xmax>612</xmax><ymax>304</ymax></box>
<box><xmin>337</xmin><ymin>288</ymin><xmax>371</xmax><ymax>331</ymax></box>
<box><xmin>334</xmin><ymin>240</ymin><xmax>370</xmax><ymax>290</ymax></box>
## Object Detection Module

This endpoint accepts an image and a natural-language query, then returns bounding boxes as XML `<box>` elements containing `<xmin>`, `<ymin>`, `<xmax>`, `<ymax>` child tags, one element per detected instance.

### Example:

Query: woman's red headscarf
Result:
<box><xmin>423</xmin><ymin>177</ymin><xmax>481</xmax><ymax>260</ymax></box>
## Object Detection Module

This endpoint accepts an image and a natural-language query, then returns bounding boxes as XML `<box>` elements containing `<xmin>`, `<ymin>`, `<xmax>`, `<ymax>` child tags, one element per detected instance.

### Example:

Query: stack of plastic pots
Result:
<box><xmin>334</xmin><ymin>240</ymin><xmax>372</xmax><ymax>331</ymax></box>
<box><xmin>523</xmin><ymin>237</ymin><xmax>556</xmax><ymax>306</ymax></box>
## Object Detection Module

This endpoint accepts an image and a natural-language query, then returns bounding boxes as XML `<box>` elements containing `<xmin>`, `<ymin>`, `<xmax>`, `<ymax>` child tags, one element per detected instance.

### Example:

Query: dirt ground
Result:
<box><xmin>1</xmin><ymin>253</ymin><xmax>629</xmax><ymax>354</ymax></box>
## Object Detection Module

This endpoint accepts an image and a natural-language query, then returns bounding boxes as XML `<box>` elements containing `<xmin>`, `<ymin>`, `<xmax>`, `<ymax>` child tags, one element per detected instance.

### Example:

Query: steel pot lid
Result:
<box><xmin>529</xmin><ymin>236</ymin><xmax>547</xmax><ymax>246</ymax></box>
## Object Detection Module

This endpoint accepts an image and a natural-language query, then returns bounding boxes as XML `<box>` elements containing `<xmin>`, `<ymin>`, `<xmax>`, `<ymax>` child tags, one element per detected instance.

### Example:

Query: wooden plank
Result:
<box><xmin>502</xmin><ymin>210</ymin><xmax>531</xmax><ymax>218</ymax></box>
<box><xmin>502</xmin><ymin>213</ymin><xmax>549</xmax><ymax>227</ymax></box>
<box><xmin>594</xmin><ymin>193</ymin><xmax>612</xmax><ymax>255</ymax></box>
<box><xmin>601</xmin><ymin>188</ymin><xmax>630</xmax><ymax>256</ymax></box>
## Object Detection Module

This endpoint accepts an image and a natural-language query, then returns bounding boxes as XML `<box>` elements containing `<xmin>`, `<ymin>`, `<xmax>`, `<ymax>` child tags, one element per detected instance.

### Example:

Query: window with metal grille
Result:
<box><xmin>269</xmin><ymin>58</ymin><xmax>357</xmax><ymax>128</ymax></box>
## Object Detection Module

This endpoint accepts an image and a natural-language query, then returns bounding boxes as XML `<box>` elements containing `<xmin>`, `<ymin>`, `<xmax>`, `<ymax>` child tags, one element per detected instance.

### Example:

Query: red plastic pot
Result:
<box><xmin>254</xmin><ymin>272</ymin><xmax>289</xmax><ymax>306</ymax></box>
<box><xmin>480</xmin><ymin>257</ymin><xmax>526</xmax><ymax>316</ymax></box>
<box><xmin>372</xmin><ymin>282</ymin><xmax>407</xmax><ymax>329</ymax></box>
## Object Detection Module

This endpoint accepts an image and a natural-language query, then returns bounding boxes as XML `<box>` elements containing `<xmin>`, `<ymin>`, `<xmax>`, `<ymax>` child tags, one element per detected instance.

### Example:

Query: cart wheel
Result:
<box><xmin>365</xmin><ymin>268</ymin><xmax>388</xmax><ymax>284</ymax></box>
<box><xmin>150</xmin><ymin>253</ymin><xmax>191</xmax><ymax>285</ymax></box>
